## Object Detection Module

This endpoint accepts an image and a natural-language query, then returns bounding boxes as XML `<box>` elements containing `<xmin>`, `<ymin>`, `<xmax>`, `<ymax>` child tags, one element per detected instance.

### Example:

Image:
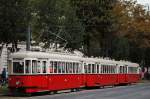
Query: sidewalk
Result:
<box><xmin>140</xmin><ymin>80</ymin><xmax>150</xmax><ymax>83</ymax></box>
<box><xmin>0</xmin><ymin>85</ymin><xmax>8</xmax><ymax>96</ymax></box>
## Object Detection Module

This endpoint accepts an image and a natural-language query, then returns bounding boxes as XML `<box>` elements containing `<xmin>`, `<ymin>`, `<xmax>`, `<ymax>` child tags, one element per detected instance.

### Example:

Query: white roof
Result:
<box><xmin>83</xmin><ymin>57</ymin><xmax>118</xmax><ymax>65</ymax></box>
<box><xmin>10</xmin><ymin>51</ymin><xmax>140</xmax><ymax>67</ymax></box>
<box><xmin>10</xmin><ymin>51</ymin><xmax>82</xmax><ymax>61</ymax></box>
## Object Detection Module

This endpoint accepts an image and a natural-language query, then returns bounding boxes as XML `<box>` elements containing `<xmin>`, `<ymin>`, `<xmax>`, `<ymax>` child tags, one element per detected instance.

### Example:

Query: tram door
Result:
<box><xmin>40</xmin><ymin>60</ymin><xmax>48</xmax><ymax>88</ymax></box>
<box><xmin>118</xmin><ymin>65</ymin><xmax>127</xmax><ymax>83</ymax></box>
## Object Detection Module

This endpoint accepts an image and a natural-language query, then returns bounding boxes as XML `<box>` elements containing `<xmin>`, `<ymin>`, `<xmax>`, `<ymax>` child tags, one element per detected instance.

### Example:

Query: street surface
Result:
<box><xmin>0</xmin><ymin>83</ymin><xmax>150</xmax><ymax>99</ymax></box>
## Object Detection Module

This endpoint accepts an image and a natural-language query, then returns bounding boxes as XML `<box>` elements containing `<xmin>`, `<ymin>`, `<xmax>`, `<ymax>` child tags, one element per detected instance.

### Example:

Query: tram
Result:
<box><xmin>8</xmin><ymin>51</ymin><xmax>140</xmax><ymax>94</ymax></box>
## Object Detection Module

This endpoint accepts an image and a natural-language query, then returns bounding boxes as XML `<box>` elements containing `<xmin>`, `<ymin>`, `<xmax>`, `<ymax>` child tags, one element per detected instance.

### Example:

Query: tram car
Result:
<box><xmin>8</xmin><ymin>51</ymin><xmax>140</xmax><ymax>94</ymax></box>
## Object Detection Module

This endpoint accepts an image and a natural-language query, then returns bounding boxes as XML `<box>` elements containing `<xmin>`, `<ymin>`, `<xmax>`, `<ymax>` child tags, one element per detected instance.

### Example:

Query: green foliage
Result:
<box><xmin>71</xmin><ymin>0</ymin><xmax>117</xmax><ymax>56</ymax></box>
<box><xmin>32</xmin><ymin>0</ymin><xmax>84</xmax><ymax>50</ymax></box>
<box><xmin>0</xmin><ymin>0</ymin><xmax>30</xmax><ymax>44</ymax></box>
<box><xmin>1</xmin><ymin>0</ymin><xmax>150</xmax><ymax>66</ymax></box>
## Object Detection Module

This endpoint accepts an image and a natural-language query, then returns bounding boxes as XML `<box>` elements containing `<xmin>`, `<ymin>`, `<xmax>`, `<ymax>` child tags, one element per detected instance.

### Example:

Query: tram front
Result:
<box><xmin>8</xmin><ymin>52</ymin><xmax>39</xmax><ymax>94</ymax></box>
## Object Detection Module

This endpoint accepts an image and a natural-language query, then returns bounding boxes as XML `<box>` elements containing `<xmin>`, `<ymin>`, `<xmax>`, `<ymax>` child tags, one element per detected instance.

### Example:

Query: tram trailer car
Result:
<box><xmin>8</xmin><ymin>51</ymin><xmax>140</xmax><ymax>94</ymax></box>
<box><xmin>82</xmin><ymin>58</ymin><xmax>140</xmax><ymax>87</ymax></box>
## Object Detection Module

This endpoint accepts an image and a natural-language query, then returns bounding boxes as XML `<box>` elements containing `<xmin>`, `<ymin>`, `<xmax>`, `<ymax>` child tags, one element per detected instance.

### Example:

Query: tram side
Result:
<box><xmin>8</xmin><ymin>52</ymin><xmax>85</xmax><ymax>94</ymax></box>
<box><xmin>83</xmin><ymin>58</ymin><xmax>140</xmax><ymax>87</ymax></box>
<box><xmin>8</xmin><ymin>51</ymin><xmax>140</xmax><ymax>94</ymax></box>
<box><xmin>83</xmin><ymin>58</ymin><xmax>118</xmax><ymax>87</ymax></box>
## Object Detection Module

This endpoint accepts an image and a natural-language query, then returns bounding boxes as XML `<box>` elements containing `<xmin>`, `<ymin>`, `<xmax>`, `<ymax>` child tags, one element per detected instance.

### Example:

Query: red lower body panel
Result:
<box><xmin>8</xmin><ymin>74</ymin><xmax>85</xmax><ymax>93</ymax></box>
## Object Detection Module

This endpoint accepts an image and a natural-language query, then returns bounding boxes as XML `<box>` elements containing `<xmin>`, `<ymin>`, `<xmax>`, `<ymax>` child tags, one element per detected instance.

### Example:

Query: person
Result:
<box><xmin>1</xmin><ymin>68</ymin><xmax>7</xmax><ymax>86</ymax></box>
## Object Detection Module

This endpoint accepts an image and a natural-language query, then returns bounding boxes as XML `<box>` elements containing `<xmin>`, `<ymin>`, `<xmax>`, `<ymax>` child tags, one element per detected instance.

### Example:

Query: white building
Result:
<box><xmin>0</xmin><ymin>43</ymin><xmax>26</xmax><ymax>74</ymax></box>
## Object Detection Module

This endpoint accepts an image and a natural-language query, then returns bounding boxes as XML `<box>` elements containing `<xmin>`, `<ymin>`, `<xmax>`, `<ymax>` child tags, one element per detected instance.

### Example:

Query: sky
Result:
<box><xmin>137</xmin><ymin>0</ymin><xmax>150</xmax><ymax>6</ymax></box>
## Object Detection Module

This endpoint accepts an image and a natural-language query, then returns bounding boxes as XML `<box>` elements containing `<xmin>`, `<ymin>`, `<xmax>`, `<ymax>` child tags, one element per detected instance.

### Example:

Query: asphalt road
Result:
<box><xmin>1</xmin><ymin>83</ymin><xmax>150</xmax><ymax>99</ymax></box>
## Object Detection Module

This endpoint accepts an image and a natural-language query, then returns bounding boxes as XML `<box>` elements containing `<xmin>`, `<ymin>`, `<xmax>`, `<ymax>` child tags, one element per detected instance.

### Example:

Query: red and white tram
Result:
<box><xmin>8</xmin><ymin>51</ymin><xmax>140</xmax><ymax>94</ymax></box>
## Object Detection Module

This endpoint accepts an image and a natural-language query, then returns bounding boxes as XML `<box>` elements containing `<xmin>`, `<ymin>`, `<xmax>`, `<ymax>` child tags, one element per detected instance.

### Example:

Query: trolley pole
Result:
<box><xmin>26</xmin><ymin>24</ymin><xmax>31</xmax><ymax>51</ymax></box>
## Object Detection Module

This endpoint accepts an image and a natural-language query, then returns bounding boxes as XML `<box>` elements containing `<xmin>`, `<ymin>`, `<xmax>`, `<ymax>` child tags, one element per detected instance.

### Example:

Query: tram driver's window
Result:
<box><xmin>13</xmin><ymin>61</ymin><xmax>24</xmax><ymax>73</ymax></box>
<box><xmin>25</xmin><ymin>60</ymin><xmax>31</xmax><ymax>73</ymax></box>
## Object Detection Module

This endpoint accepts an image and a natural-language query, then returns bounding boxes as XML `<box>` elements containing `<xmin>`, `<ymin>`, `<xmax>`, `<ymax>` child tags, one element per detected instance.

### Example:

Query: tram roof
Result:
<box><xmin>83</xmin><ymin>57</ymin><xmax>118</xmax><ymax>65</ymax></box>
<box><xmin>10</xmin><ymin>51</ymin><xmax>82</xmax><ymax>61</ymax></box>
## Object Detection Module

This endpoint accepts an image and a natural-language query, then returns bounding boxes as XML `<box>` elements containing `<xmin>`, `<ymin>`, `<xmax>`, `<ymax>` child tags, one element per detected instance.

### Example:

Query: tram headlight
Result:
<box><xmin>16</xmin><ymin>81</ymin><xmax>20</xmax><ymax>85</ymax></box>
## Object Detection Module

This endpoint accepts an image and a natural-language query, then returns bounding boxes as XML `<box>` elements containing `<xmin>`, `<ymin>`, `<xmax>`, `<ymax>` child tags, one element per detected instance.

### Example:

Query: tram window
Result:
<box><xmin>58</xmin><ymin>62</ymin><xmax>62</xmax><ymax>73</ymax></box>
<box><xmin>78</xmin><ymin>63</ymin><xmax>82</xmax><ymax>73</ymax></box>
<box><xmin>76</xmin><ymin>63</ymin><xmax>79</xmax><ymax>73</ymax></box>
<box><xmin>42</xmin><ymin>61</ymin><xmax>46</xmax><ymax>73</ymax></box>
<box><xmin>84</xmin><ymin>64</ymin><xmax>88</xmax><ymax>73</ymax></box>
<box><xmin>25</xmin><ymin>60</ymin><xmax>31</xmax><ymax>73</ymax></box>
<box><xmin>97</xmin><ymin>64</ymin><xmax>99</xmax><ymax>73</ymax></box>
<box><xmin>107</xmin><ymin>66</ymin><xmax>109</xmax><ymax>73</ymax></box>
<box><xmin>106</xmin><ymin>65</ymin><xmax>108</xmax><ymax>73</ymax></box>
<box><xmin>104</xmin><ymin>65</ymin><xmax>106</xmax><ymax>73</ymax></box>
<box><xmin>101</xmin><ymin>65</ymin><xmax>103</xmax><ymax>73</ymax></box>
<box><xmin>92</xmin><ymin>64</ymin><xmax>94</xmax><ymax>73</ymax></box>
<box><xmin>32</xmin><ymin>60</ymin><xmax>37</xmax><ymax>73</ymax></box>
<box><xmin>119</xmin><ymin>66</ymin><xmax>122</xmax><ymax>73</ymax></box>
<box><xmin>108</xmin><ymin>66</ymin><xmax>110</xmax><ymax>73</ymax></box>
<box><xmin>103</xmin><ymin>65</ymin><xmax>105</xmax><ymax>73</ymax></box>
<box><xmin>122</xmin><ymin>66</ymin><xmax>125</xmax><ymax>73</ymax></box>
<box><xmin>110</xmin><ymin>66</ymin><xmax>112</xmax><ymax>73</ymax></box>
<box><xmin>13</xmin><ymin>61</ymin><xmax>24</xmax><ymax>73</ymax></box>
<box><xmin>37</xmin><ymin>61</ymin><xmax>41</xmax><ymax>73</ymax></box>
<box><xmin>104</xmin><ymin>66</ymin><xmax>106</xmax><ymax>73</ymax></box>
<box><xmin>69</xmin><ymin>62</ymin><xmax>73</xmax><ymax>73</ymax></box>
<box><xmin>111</xmin><ymin>66</ymin><xmax>113</xmax><ymax>73</ymax></box>
<box><xmin>62</xmin><ymin>62</ymin><xmax>65</xmax><ymax>73</ymax></box>
<box><xmin>88</xmin><ymin>64</ymin><xmax>91</xmax><ymax>73</ymax></box>
<box><xmin>49</xmin><ymin>61</ymin><xmax>53</xmax><ymax>73</ymax></box>
<box><xmin>113</xmin><ymin>66</ymin><xmax>115</xmax><ymax>73</ymax></box>
<box><xmin>53</xmin><ymin>61</ymin><xmax>58</xmax><ymax>73</ymax></box>
<box><xmin>73</xmin><ymin>63</ymin><xmax>76</xmax><ymax>73</ymax></box>
<box><xmin>66</xmin><ymin>62</ymin><xmax>69</xmax><ymax>73</ymax></box>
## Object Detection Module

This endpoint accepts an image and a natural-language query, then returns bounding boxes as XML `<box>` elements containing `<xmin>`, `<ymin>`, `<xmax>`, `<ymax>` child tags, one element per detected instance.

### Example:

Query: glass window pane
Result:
<box><xmin>49</xmin><ymin>61</ymin><xmax>53</xmax><ymax>73</ymax></box>
<box><xmin>58</xmin><ymin>62</ymin><xmax>62</xmax><ymax>73</ymax></box>
<box><xmin>62</xmin><ymin>62</ymin><xmax>65</xmax><ymax>73</ymax></box>
<box><xmin>88</xmin><ymin>64</ymin><xmax>91</xmax><ymax>73</ymax></box>
<box><xmin>97</xmin><ymin>64</ymin><xmax>99</xmax><ymax>73</ymax></box>
<box><xmin>37</xmin><ymin>61</ymin><xmax>41</xmax><ymax>73</ymax></box>
<box><xmin>69</xmin><ymin>63</ymin><xmax>72</xmax><ymax>73</ymax></box>
<box><xmin>42</xmin><ymin>61</ymin><xmax>46</xmax><ymax>73</ymax></box>
<box><xmin>25</xmin><ymin>60</ymin><xmax>31</xmax><ymax>73</ymax></box>
<box><xmin>54</xmin><ymin>61</ymin><xmax>57</xmax><ymax>73</ymax></box>
<box><xmin>13</xmin><ymin>61</ymin><xmax>24</xmax><ymax>73</ymax></box>
<box><xmin>84</xmin><ymin>63</ymin><xmax>87</xmax><ymax>73</ymax></box>
<box><xmin>32</xmin><ymin>60</ymin><xmax>37</xmax><ymax>73</ymax></box>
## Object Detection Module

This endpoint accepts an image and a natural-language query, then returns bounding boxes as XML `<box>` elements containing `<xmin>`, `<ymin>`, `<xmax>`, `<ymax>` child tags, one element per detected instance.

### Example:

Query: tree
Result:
<box><xmin>32</xmin><ymin>0</ymin><xmax>84</xmax><ymax>50</ymax></box>
<box><xmin>113</xmin><ymin>0</ymin><xmax>150</xmax><ymax>65</ymax></box>
<box><xmin>0</xmin><ymin>0</ymin><xmax>30</xmax><ymax>51</ymax></box>
<box><xmin>71</xmin><ymin>0</ymin><xmax>117</xmax><ymax>56</ymax></box>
